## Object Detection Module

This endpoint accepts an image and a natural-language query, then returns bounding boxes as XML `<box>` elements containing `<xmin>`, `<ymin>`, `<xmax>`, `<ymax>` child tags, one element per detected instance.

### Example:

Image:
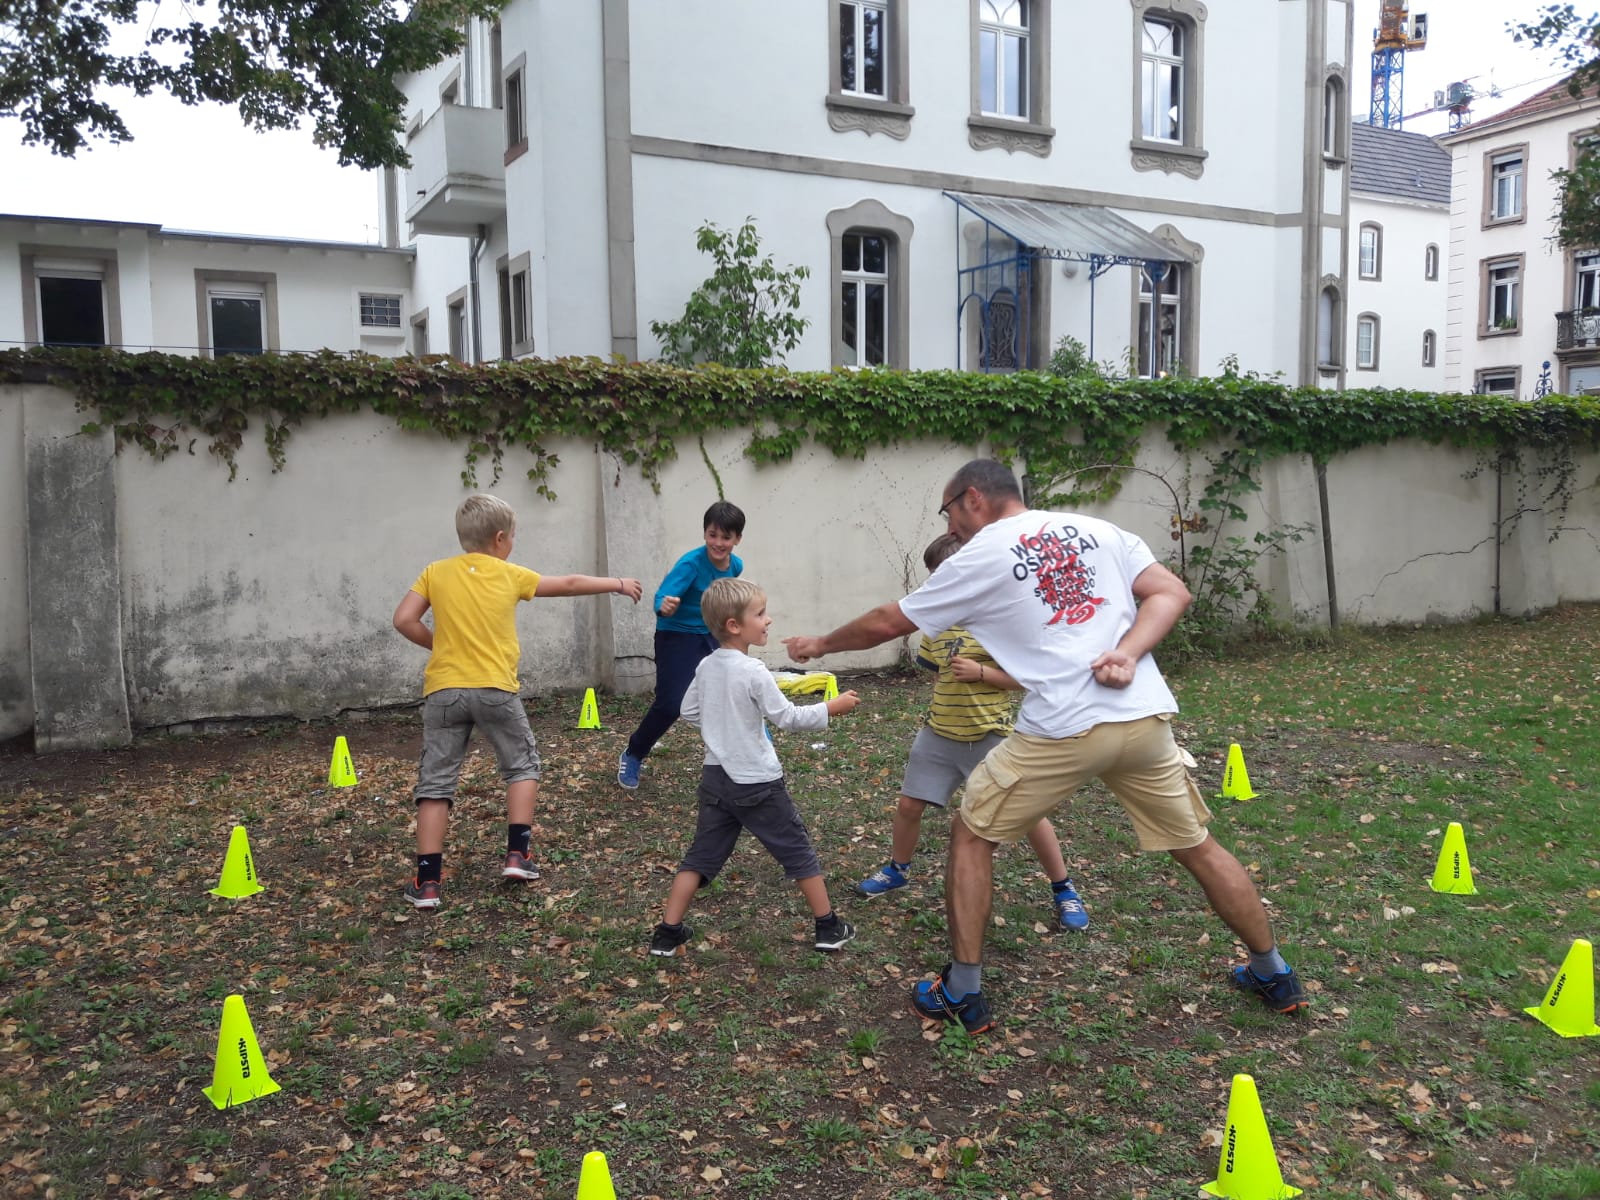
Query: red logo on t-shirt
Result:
<box><xmin>1013</xmin><ymin>523</ymin><xmax>1106</xmax><ymax>626</ymax></box>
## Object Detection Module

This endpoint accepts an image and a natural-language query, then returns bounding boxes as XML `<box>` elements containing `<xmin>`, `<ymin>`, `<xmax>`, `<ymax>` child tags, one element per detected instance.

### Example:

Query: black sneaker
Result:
<box><xmin>403</xmin><ymin>878</ymin><xmax>441</xmax><ymax>909</ymax></box>
<box><xmin>649</xmin><ymin>922</ymin><xmax>692</xmax><ymax>957</ymax></box>
<box><xmin>1230</xmin><ymin>964</ymin><xmax>1308</xmax><ymax>1014</ymax></box>
<box><xmin>814</xmin><ymin>915</ymin><xmax>857</xmax><ymax>951</ymax></box>
<box><xmin>502</xmin><ymin>850</ymin><xmax>540</xmax><ymax>881</ymax></box>
<box><xmin>910</xmin><ymin>966</ymin><xmax>995</xmax><ymax>1035</ymax></box>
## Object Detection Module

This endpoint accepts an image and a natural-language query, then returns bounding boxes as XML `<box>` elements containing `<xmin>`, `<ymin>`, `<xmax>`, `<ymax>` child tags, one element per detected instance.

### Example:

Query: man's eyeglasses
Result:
<box><xmin>937</xmin><ymin>488</ymin><xmax>968</xmax><ymax>520</ymax></box>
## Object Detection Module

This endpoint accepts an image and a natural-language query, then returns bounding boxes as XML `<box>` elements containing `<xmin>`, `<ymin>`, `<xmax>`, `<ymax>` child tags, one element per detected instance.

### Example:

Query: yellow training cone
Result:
<box><xmin>209</xmin><ymin>825</ymin><xmax>264</xmax><ymax>898</ymax></box>
<box><xmin>577</xmin><ymin>688</ymin><xmax>602</xmax><ymax>730</ymax></box>
<box><xmin>1523</xmin><ymin>939</ymin><xmax>1600</xmax><ymax>1038</ymax></box>
<box><xmin>1218</xmin><ymin>743</ymin><xmax>1257</xmax><ymax>800</ymax></box>
<box><xmin>201</xmin><ymin>994</ymin><xmax>281</xmax><ymax>1110</ymax></box>
<box><xmin>1429</xmin><ymin>821</ymin><xmax>1478</xmax><ymax>894</ymax></box>
<box><xmin>328</xmin><ymin>735</ymin><xmax>357</xmax><ymax>788</ymax></box>
<box><xmin>1201</xmin><ymin>1074</ymin><xmax>1302</xmax><ymax>1199</ymax></box>
<box><xmin>575</xmin><ymin>1149</ymin><xmax>617</xmax><ymax>1200</ymax></box>
<box><xmin>823</xmin><ymin>673</ymin><xmax>839</xmax><ymax>701</ymax></box>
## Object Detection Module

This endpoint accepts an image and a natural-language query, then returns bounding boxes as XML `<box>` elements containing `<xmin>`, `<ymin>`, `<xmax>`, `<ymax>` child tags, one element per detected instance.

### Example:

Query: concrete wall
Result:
<box><xmin>3</xmin><ymin>383</ymin><xmax>1596</xmax><ymax>747</ymax></box>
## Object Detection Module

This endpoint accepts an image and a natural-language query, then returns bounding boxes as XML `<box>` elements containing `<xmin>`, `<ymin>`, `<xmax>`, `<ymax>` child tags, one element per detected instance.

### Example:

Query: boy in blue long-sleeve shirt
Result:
<box><xmin>618</xmin><ymin>501</ymin><xmax>745</xmax><ymax>789</ymax></box>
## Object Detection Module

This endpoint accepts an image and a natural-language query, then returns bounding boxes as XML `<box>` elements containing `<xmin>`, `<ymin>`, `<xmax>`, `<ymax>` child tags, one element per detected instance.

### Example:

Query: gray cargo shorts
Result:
<box><xmin>414</xmin><ymin>687</ymin><xmax>542</xmax><ymax>803</ymax></box>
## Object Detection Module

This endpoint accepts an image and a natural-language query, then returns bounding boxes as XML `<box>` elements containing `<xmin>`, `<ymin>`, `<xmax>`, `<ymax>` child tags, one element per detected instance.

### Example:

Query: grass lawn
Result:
<box><xmin>2</xmin><ymin>605</ymin><xmax>1597</xmax><ymax>1200</ymax></box>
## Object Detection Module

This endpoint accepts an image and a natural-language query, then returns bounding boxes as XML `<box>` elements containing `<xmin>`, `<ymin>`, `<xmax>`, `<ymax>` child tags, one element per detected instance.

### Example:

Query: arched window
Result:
<box><xmin>1322</xmin><ymin>75</ymin><xmax>1346</xmax><ymax>159</ymax></box>
<box><xmin>1355</xmin><ymin>313</ymin><xmax>1379</xmax><ymax>369</ymax></box>
<box><xmin>1358</xmin><ymin>223</ymin><xmax>1383</xmax><ymax>280</ymax></box>
<box><xmin>1422</xmin><ymin>329</ymin><xmax>1436</xmax><ymax>367</ymax></box>
<box><xmin>1317</xmin><ymin>283</ymin><xmax>1342</xmax><ymax>367</ymax></box>
<box><xmin>1424</xmin><ymin>243</ymin><xmax>1439</xmax><ymax>281</ymax></box>
<box><xmin>827</xmin><ymin>200</ymin><xmax>914</xmax><ymax>369</ymax></box>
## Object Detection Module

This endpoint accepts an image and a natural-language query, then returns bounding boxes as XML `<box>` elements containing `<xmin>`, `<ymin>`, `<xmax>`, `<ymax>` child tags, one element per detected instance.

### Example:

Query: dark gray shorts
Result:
<box><xmin>677</xmin><ymin>765</ymin><xmax>822</xmax><ymax>883</ymax></box>
<box><xmin>414</xmin><ymin>687</ymin><xmax>542</xmax><ymax>803</ymax></box>
<box><xmin>901</xmin><ymin>726</ymin><xmax>1005</xmax><ymax>807</ymax></box>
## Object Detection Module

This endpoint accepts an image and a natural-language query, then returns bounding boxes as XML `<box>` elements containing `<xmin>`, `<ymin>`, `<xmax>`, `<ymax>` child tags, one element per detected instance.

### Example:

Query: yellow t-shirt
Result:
<box><xmin>410</xmin><ymin>555</ymin><xmax>542</xmax><ymax>696</ymax></box>
<box><xmin>917</xmin><ymin>626</ymin><xmax>1015</xmax><ymax>741</ymax></box>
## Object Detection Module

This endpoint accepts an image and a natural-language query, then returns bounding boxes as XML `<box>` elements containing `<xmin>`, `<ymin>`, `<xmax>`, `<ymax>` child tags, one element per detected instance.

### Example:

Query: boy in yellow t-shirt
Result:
<box><xmin>392</xmin><ymin>493</ymin><xmax>642</xmax><ymax>909</ymax></box>
<box><xmin>856</xmin><ymin>534</ymin><xmax>1090</xmax><ymax>931</ymax></box>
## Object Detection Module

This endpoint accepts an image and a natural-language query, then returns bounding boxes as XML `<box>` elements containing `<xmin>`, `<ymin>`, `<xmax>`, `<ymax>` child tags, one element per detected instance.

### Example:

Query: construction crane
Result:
<box><xmin>1371</xmin><ymin>2</ymin><xmax>1428</xmax><ymax>129</ymax></box>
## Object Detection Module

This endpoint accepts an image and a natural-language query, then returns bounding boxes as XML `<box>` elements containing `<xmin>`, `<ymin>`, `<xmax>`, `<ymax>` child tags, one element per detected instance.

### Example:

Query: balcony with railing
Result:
<box><xmin>1555</xmin><ymin>309</ymin><xmax>1600</xmax><ymax>355</ymax></box>
<box><xmin>403</xmin><ymin>105</ymin><xmax>507</xmax><ymax>237</ymax></box>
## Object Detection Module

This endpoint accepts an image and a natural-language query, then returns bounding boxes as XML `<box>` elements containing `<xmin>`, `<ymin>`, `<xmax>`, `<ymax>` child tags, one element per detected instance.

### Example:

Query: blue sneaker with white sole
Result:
<box><xmin>617</xmin><ymin>752</ymin><xmax>642</xmax><ymax>790</ymax></box>
<box><xmin>1052</xmin><ymin>878</ymin><xmax>1089</xmax><ymax>931</ymax></box>
<box><xmin>856</xmin><ymin>861</ymin><xmax>909</xmax><ymax>897</ymax></box>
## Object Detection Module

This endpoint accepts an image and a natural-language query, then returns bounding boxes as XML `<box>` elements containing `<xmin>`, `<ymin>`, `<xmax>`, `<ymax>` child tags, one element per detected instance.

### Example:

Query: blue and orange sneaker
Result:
<box><xmin>1230</xmin><ymin>964</ymin><xmax>1308</xmax><ymax>1014</ymax></box>
<box><xmin>910</xmin><ymin>966</ymin><xmax>995</xmax><ymax>1035</ymax></box>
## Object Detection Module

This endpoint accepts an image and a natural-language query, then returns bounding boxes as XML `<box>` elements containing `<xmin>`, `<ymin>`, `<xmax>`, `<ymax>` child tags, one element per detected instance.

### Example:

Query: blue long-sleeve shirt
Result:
<box><xmin>654</xmin><ymin>547</ymin><xmax>743</xmax><ymax>634</ymax></box>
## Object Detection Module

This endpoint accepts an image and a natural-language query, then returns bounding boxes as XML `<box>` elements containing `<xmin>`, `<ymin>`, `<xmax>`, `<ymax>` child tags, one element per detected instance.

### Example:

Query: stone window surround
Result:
<box><xmin>503</xmin><ymin>52</ymin><xmax>529</xmax><ymax>166</ymax></box>
<box><xmin>495</xmin><ymin>251</ymin><xmax>534</xmax><ymax>359</ymax></box>
<box><xmin>1562</xmin><ymin>246</ymin><xmax>1600</xmax><ymax>312</ymax></box>
<box><xmin>1354</xmin><ymin>311</ymin><xmax>1380</xmax><ymax>370</ymax></box>
<box><xmin>1478</xmin><ymin>253</ymin><xmax>1525</xmax><ymax>338</ymax></box>
<box><xmin>1128</xmin><ymin>0</ymin><xmax>1208</xmax><ymax>180</ymax></box>
<box><xmin>1127</xmin><ymin>223</ymin><xmax>1203</xmax><ymax>376</ymax></box>
<box><xmin>194</xmin><ymin>269</ymin><xmax>279</xmax><ymax>358</ymax></box>
<box><xmin>967</xmin><ymin>0</ymin><xmax>1054</xmax><ymax>157</ymax></box>
<box><xmin>410</xmin><ymin>306</ymin><xmax>430</xmax><ymax>356</ymax></box>
<box><xmin>445</xmin><ymin>285</ymin><xmax>469</xmax><ymax>360</ymax></box>
<box><xmin>1422</xmin><ymin>328</ymin><xmax>1436</xmax><ymax>367</ymax></box>
<box><xmin>20</xmin><ymin>244</ymin><xmax>124</xmax><ymax>348</ymax></box>
<box><xmin>1424</xmin><ymin>242</ymin><xmax>1439</xmax><ymax>281</ymax></box>
<box><xmin>1481</xmin><ymin>142</ymin><xmax>1528</xmax><ymax>228</ymax></box>
<box><xmin>826</xmin><ymin>0</ymin><xmax>914</xmax><ymax>140</ymax></box>
<box><xmin>1474</xmin><ymin>365</ymin><xmax>1521</xmax><ymax>395</ymax></box>
<box><xmin>1317</xmin><ymin>275</ymin><xmax>1343</xmax><ymax>372</ymax></box>
<box><xmin>826</xmin><ymin>199</ymin><xmax>913</xmax><ymax>370</ymax></box>
<box><xmin>1322</xmin><ymin>69</ymin><xmax>1349</xmax><ymax>164</ymax></box>
<box><xmin>1357</xmin><ymin>221</ymin><xmax>1383</xmax><ymax>280</ymax></box>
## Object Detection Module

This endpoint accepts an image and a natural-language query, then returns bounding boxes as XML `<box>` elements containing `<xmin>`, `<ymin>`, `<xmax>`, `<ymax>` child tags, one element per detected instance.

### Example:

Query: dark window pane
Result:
<box><xmin>38</xmin><ymin>276</ymin><xmax>105</xmax><ymax>347</ymax></box>
<box><xmin>360</xmin><ymin>294</ymin><xmax>402</xmax><ymax>327</ymax></box>
<box><xmin>841</xmin><ymin>281</ymin><xmax>858</xmax><ymax>360</ymax></box>
<box><xmin>842</xmin><ymin>234</ymin><xmax>860</xmax><ymax>273</ymax></box>
<box><xmin>865</xmin><ymin>283</ymin><xmax>886</xmax><ymax>365</ymax></box>
<box><xmin>1004</xmin><ymin>34</ymin><xmax>1025</xmax><ymax>117</ymax></box>
<box><xmin>839</xmin><ymin>3</ymin><xmax>856</xmax><ymax>92</ymax></box>
<box><xmin>862</xmin><ymin>235</ymin><xmax>887</xmax><ymax>274</ymax></box>
<box><xmin>862</xmin><ymin>6</ymin><xmax>885</xmax><ymax>96</ymax></box>
<box><xmin>211</xmin><ymin>296</ymin><xmax>264</xmax><ymax>356</ymax></box>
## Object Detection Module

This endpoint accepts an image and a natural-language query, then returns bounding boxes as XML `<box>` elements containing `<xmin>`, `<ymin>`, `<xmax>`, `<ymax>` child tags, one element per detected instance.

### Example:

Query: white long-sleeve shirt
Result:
<box><xmin>679</xmin><ymin>649</ymin><xmax>829</xmax><ymax>783</ymax></box>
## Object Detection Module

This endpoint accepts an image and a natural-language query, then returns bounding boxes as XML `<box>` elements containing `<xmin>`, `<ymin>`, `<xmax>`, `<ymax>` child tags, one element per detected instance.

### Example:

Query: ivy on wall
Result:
<box><xmin>4</xmin><ymin>348</ymin><xmax>1599</xmax><ymax>501</ymax></box>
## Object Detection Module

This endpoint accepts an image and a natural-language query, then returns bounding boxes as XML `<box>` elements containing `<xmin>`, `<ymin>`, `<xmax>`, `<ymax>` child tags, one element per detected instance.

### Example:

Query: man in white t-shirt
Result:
<box><xmin>784</xmin><ymin>459</ymin><xmax>1305</xmax><ymax>1035</ymax></box>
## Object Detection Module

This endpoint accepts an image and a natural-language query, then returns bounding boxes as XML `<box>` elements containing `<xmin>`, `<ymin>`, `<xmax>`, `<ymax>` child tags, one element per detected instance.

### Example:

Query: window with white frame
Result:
<box><xmin>1136</xmin><ymin>264</ymin><xmax>1182</xmax><ymax>378</ymax></box>
<box><xmin>1574</xmin><ymin>252</ymin><xmax>1600</xmax><ymax>310</ymax></box>
<box><xmin>1476</xmin><ymin>368</ymin><xmax>1518</xmax><ymax>395</ymax></box>
<box><xmin>1486</xmin><ymin>258</ymin><xmax>1520</xmax><ymax>331</ymax></box>
<box><xmin>838</xmin><ymin>1</ymin><xmax>889</xmax><ymax>99</ymax></box>
<box><xmin>978</xmin><ymin>0</ymin><xmax>1029</xmax><ymax>118</ymax></box>
<box><xmin>360</xmin><ymin>293</ymin><xmax>403</xmax><ymax>329</ymax></box>
<box><xmin>1488</xmin><ymin>150</ymin><xmax>1524</xmax><ymax>222</ymax></box>
<box><xmin>1358</xmin><ymin>223</ymin><xmax>1382</xmax><ymax>280</ymax></box>
<box><xmin>35</xmin><ymin>264</ymin><xmax>108</xmax><ymax>347</ymax></box>
<box><xmin>840</xmin><ymin>231</ymin><xmax>890</xmax><ymax>367</ymax></box>
<box><xmin>208</xmin><ymin>284</ymin><xmax>266</xmax><ymax>356</ymax></box>
<box><xmin>1422</xmin><ymin>329</ymin><xmax>1436</xmax><ymax>367</ymax></box>
<box><xmin>1424</xmin><ymin>243</ymin><xmax>1439</xmax><ymax>281</ymax></box>
<box><xmin>1355</xmin><ymin>314</ymin><xmax>1379</xmax><ymax>369</ymax></box>
<box><xmin>1140</xmin><ymin>17</ymin><xmax>1183</xmax><ymax>142</ymax></box>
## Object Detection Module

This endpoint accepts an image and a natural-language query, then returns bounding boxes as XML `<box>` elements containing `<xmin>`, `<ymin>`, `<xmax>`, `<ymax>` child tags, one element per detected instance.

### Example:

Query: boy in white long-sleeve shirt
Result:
<box><xmin>650</xmin><ymin>578</ymin><xmax>861</xmax><ymax>956</ymax></box>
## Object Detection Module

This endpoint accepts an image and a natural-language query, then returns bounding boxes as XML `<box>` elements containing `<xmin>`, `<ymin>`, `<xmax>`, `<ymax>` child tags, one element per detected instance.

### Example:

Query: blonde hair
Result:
<box><xmin>455</xmin><ymin>493</ymin><xmax>517</xmax><ymax>552</ymax></box>
<box><xmin>702</xmin><ymin>577</ymin><xmax>765</xmax><ymax>642</ymax></box>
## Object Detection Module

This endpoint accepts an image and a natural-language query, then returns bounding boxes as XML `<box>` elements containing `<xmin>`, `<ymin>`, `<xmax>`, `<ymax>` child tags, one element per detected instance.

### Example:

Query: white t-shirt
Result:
<box><xmin>898</xmin><ymin>510</ymin><xmax>1178</xmax><ymax>739</ymax></box>
<box><xmin>680</xmin><ymin>648</ymin><xmax>830</xmax><ymax>783</ymax></box>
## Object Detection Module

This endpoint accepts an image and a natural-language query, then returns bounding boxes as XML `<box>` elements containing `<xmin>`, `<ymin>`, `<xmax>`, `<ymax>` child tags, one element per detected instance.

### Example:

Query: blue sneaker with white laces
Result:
<box><xmin>617</xmin><ymin>752</ymin><xmax>642</xmax><ymax>790</ymax></box>
<box><xmin>856</xmin><ymin>861</ymin><xmax>909</xmax><ymax>897</ymax></box>
<box><xmin>1051</xmin><ymin>878</ymin><xmax>1090</xmax><ymax>931</ymax></box>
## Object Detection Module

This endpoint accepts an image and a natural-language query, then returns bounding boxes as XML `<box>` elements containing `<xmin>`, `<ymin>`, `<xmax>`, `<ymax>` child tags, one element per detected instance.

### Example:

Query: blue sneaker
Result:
<box><xmin>856</xmin><ymin>861</ymin><xmax>909</xmax><ymax>897</ymax></box>
<box><xmin>1052</xmin><ymin>879</ymin><xmax>1089</xmax><ymax>931</ymax></box>
<box><xmin>617</xmin><ymin>752</ymin><xmax>642</xmax><ymax>790</ymax></box>
<box><xmin>910</xmin><ymin>967</ymin><xmax>995</xmax><ymax>1035</ymax></box>
<box><xmin>1229</xmin><ymin>964</ymin><xmax>1308</xmax><ymax>1014</ymax></box>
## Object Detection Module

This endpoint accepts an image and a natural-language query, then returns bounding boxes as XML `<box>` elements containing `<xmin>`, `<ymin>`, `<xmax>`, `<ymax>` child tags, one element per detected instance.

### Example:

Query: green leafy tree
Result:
<box><xmin>1510</xmin><ymin>5</ymin><xmax>1600</xmax><ymax>249</ymax></box>
<box><xmin>0</xmin><ymin>0</ymin><xmax>503</xmax><ymax>169</ymax></box>
<box><xmin>649</xmin><ymin>219</ymin><xmax>810</xmax><ymax>368</ymax></box>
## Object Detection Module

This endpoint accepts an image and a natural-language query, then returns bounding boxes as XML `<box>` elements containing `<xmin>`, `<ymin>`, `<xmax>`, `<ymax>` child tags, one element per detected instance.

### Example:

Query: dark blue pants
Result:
<box><xmin>626</xmin><ymin>630</ymin><xmax>718</xmax><ymax>760</ymax></box>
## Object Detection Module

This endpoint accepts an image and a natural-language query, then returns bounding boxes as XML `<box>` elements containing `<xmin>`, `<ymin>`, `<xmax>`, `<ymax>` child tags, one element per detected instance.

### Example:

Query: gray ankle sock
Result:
<box><xmin>945</xmin><ymin>961</ymin><xmax>982</xmax><ymax>997</ymax></box>
<box><xmin>1248</xmin><ymin>946</ymin><xmax>1289</xmax><ymax>979</ymax></box>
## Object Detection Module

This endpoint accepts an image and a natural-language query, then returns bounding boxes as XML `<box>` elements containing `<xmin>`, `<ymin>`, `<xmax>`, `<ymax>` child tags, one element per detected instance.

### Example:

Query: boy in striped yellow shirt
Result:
<box><xmin>857</xmin><ymin>534</ymin><xmax>1090</xmax><ymax>931</ymax></box>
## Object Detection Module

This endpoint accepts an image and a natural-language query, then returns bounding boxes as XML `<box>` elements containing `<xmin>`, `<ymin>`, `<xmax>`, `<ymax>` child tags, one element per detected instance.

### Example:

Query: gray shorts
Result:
<box><xmin>677</xmin><ymin>765</ymin><xmax>822</xmax><ymax>883</ymax></box>
<box><xmin>415</xmin><ymin>687</ymin><xmax>542</xmax><ymax>803</ymax></box>
<box><xmin>901</xmin><ymin>726</ymin><xmax>1005</xmax><ymax>807</ymax></box>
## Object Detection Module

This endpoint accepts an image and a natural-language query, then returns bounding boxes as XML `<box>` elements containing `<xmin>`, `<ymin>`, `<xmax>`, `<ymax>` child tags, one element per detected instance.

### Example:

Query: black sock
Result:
<box><xmin>815</xmin><ymin>910</ymin><xmax>837</xmax><ymax>929</ymax></box>
<box><xmin>417</xmin><ymin>853</ymin><xmax>443</xmax><ymax>884</ymax></box>
<box><xmin>1051</xmin><ymin>877</ymin><xmax>1073</xmax><ymax>894</ymax></box>
<box><xmin>508</xmin><ymin>824</ymin><xmax>532</xmax><ymax>855</ymax></box>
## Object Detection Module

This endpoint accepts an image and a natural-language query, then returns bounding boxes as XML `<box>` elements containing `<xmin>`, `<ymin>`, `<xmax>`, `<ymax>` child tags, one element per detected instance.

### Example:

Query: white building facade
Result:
<box><xmin>1345</xmin><ymin>123</ymin><xmax>1449</xmax><ymax>390</ymax></box>
<box><xmin>0</xmin><ymin>215</ymin><xmax>414</xmax><ymax>358</ymax></box>
<box><xmin>388</xmin><ymin>0</ymin><xmax>1360</xmax><ymax>385</ymax></box>
<box><xmin>1441</xmin><ymin>79</ymin><xmax>1600</xmax><ymax>398</ymax></box>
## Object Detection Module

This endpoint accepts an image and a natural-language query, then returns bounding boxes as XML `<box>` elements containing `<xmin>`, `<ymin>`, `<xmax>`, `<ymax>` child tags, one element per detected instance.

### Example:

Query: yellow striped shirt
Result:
<box><xmin>917</xmin><ymin>627</ymin><xmax>1015</xmax><ymax>742</ymax></box>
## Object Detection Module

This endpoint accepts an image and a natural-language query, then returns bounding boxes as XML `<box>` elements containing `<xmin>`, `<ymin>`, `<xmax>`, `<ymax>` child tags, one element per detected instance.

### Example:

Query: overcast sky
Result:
<box><xmin>0</xmin><ymin>2</ymin><xmax>1575</xmax><ymax>244</ymax></box>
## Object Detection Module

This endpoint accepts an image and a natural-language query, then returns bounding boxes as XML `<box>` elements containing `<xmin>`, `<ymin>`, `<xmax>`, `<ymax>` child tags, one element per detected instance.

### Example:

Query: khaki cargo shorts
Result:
<box><xmin>958</xmin><ymin>714</ymin><xmax>1212</xmax><ymax>852</ymax></box>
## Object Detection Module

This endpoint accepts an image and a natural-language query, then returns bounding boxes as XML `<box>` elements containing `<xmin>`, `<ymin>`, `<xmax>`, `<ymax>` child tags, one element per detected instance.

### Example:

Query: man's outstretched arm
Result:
<box><xmin>783</xmin><ymin>602</ymin><xmax>917</xmax><ymax>663</ymax></box>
